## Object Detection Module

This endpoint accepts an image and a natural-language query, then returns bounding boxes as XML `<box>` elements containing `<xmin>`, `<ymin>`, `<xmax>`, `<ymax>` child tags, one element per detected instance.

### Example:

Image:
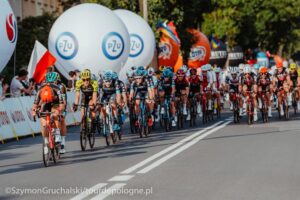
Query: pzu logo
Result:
<box><xmin>55</xmin><ymin>32</ymin><xmax>78</xmax><ymax>60</ymax></box>
<box><xmin>158</xmin><ymin>42</ymin><xmax>172</xmax><ymax>59</ymax></box>
<box><xmin>129</xmin><ymin>34</ymin><xmax>144</xmax><ymax>57</ymax></box>
<box><xmin>102</xmin><ymin>32</ymin><xmax>124</xmax><ymax>60</ymax></box>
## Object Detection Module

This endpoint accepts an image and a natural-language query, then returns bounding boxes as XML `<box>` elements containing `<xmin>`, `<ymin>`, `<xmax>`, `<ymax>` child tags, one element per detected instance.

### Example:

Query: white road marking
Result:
<box><xmin>90</xmin><ymin>183</ymin><xmax>127</xmax><ymax>200</ymax></box>
<box><xmin>70</xmin><ymin>183</ymin><xmax>108</xmax><ymax>200</ymax></box>
<box><xmin>137</xmin><ymin>121</ymin><xmax>231</xmax><ymax>174</ymax></box>
<box><xmin>108</xmin><ymin>175</ymin><xmax>134</xmax><ymax>182</ymax></box>
<box><xmin>120</xmin><ymin>121</ymin><xmax>224</xmax><ymax>174</ymax></box>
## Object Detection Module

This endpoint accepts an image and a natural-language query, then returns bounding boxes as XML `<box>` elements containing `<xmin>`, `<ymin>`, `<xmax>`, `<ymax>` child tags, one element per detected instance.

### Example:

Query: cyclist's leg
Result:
<box><xmin>51</xmin><ymin>104</ymin><xmax>62</xmax><ymax>143</ymax></box>
<box><xmin>181</xmin><ymin>90</ymin><xmax>188</xmax><ymax>115</ymax></box>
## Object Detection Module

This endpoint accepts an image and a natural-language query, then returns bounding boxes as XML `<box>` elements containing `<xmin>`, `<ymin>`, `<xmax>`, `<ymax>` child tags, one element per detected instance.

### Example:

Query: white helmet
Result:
<box><xmin>206</xmin><ymin>64</ymin><xmax>212</xmax><ymax>71</ymax></box>
<box><xmin>283</xmin><ymin>60</ymin><xmax>288</xmax><ymax>68</ymax></box>
<box><xmin>201</xmin><ymin>65</ymin><xmax>208</xmax><ymax>71</ymax></box>
<box><xmin>238</xmin><ymin>63</ymin><xmax>244</xmax><ymax>70</ymax></box>
<box><xmin>215</xmin><ymin>67</ymin><xmax>222</xmax><ymax>73</ymax></box>
<box><xmin>244</xmin><ymin>66</ymin><xmax>251</xmax><ymax>74</ymax></box>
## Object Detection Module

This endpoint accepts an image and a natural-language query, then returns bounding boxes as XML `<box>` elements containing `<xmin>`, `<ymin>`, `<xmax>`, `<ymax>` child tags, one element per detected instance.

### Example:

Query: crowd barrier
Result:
<box><xmin>0</xmin><ymin>92</ymin><xmax>81</xmax><ymax>143</ymax></box>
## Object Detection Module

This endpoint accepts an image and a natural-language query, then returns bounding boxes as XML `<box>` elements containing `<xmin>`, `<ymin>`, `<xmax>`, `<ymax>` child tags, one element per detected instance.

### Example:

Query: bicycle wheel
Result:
<box><xmin>88</xmin><ymin>132</ymin><xmax>95</xmax><ymax>149</ymax></box>
<box><xmin>96</xmin><ymin>115</ymin><xmax>102</xmax><ymax>135</ymax></box>
<box><xmin>80</xmin><ymin>118</ymin><xmax>87</xmax><ymax>151</ymax></box>
<box><xmin>247</xmin><ymin>104</ymin><xmax>252</xmax><ymax>125</ymax></box>
<box><xmin>104</xmin><ymin>118</ymin><xmax>110</xmax><ymax>146</ymax></box>
<box><xmin>42</xmin><ymin>143</ymin><xmax>51</xmax><ymax>167</ymax></box>
<box><xmin>284</xmin><ymin>101</ymin><xmax>289</xmax><ymax>120</ymax></box>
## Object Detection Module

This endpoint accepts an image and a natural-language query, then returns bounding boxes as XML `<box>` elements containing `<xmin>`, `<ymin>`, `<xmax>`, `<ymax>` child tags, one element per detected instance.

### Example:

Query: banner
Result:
<box><xmin>187</xmin><ymin>29</ymin><xmax>211</xmax><ymax>69</ymax></box>
<box><xmin>256</xmin><ymin>51</ymin><xmax>269</xmax><ymax>68</ymax></box>
<box><xmin>209</xmin><ymin>39</ymin><xmax>227</xmax><ymax>68</ymax></box>
<box><xmin>157</xmin><ymin>21</ymin><xmax>181</xmax><ymax>69</ymax></box>
<box><xmin>0</xmin><ymin>101</ymin><xmax>15</xmax><ymax>140</ymax></box>
<box><xmin>228</xmin><ymin>46</ymin><xmax>244</xmax><ymax>66</ymax></box>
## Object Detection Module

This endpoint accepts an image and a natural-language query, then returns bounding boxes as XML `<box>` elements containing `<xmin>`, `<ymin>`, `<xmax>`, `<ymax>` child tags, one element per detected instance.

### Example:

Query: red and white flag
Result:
<box><xmin>27</xmin><ymin>41</ymin><xmax>56</xmax><ymax>84</ymax></box>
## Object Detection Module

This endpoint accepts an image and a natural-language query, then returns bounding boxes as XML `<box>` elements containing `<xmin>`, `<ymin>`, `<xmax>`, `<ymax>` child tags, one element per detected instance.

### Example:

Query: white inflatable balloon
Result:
<box><xmin>114</xmin><ymin>9</ymin><xmax>155</xmax><ymax>81</ymax></box>
<box><xmin>48</xmin><ymin>4</ymin><xmax>130</xmax><ymax>77</ymax></box>
<box><xmin>0</xmin><ymin>0</ymin><xmax>18</xmax><ymax>73</ymax></box>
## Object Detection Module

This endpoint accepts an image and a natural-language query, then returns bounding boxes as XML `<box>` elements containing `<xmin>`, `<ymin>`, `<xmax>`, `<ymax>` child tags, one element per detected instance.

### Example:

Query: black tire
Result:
<box><xmin>88</xmin><ymin>132</ymin><xmax>95</xmax><ymax>149</ymax></box>
<box><xmin>80</xmin><ymin>118</ymin><xmax>87</xmax><ymax>151</ymax></box>
<box><xmin>247</xmin><ymin>104</ymin><xmax>252</xmax><ymax>125</ymax></box>
<box><xmin>51</xmin><ymin>149</ymin><xmax>57</xmax><ymax>164</ymax></box>
<box><xmin>96</xmin><ymin>116</ymin><xmax>102</xmax><ymax>136</ymax></box>
<box><xmin>43</xmin><ymin>144</ymin><xmax>50</xmax><ymax>167</ymax></box>
<box><xmin>105</xmin><ymin>135</ymin><xmax>110</xmax><ymax>146</ymax></box>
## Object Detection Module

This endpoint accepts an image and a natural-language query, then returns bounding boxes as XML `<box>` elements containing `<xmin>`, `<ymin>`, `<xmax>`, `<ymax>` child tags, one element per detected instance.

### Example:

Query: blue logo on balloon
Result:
<box><xmin>102</xmin><ymin>32</ymin><xmax>124</xmax><ymax>60</ymax></box>
<box><xmin>55</xmin><ymin>32</ymin><xmax>78</xmax><ymax>60</ymax></box>
<box><xmin>129</xmin><ymin>34</ymin><xmax>144</xmax><ymax>58</ymax></box>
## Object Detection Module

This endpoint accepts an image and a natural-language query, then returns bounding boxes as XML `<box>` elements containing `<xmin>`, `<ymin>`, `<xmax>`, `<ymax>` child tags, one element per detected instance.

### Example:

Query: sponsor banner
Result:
<box><xmin>18</xmin><ymin>96</ymin><xmax>41</xmax><ymax>133</ymax></box>
<box><xmin>0</xmin><ymin>100</ymin><xmax>15</xmax><ymax>140</ymax></box>
<box><xmin>2</xmin><ymin>98</ymin><xmax>33</xmax><ymax>137</ymax></box>
<box><xmin>228</xmin><ymin>46</ymin><xmax>244</xmax><ymax>66</ymax></box>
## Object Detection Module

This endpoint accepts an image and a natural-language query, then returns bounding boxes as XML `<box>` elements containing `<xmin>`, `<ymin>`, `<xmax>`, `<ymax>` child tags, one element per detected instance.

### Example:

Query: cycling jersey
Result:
<box><xmin>75</xmin><ymin>79</ymin><xmax>98</xmax><ymax>95</ymax></box>
<box><xmin>289</xmin><ymin>70</ymin><xmax>298</xmax><ymax>88</ymax></box>
<box><xmin>257</xmin><ymin>73</ymin><xmax>272</xmax><ymax>91</ymax></box>
<box><xmin>158</xmin><ymin>78</ymin><xmax>175</xmax><ymax>96</ymax></box>
<box><xmin>174</xmin><ymin>76</ymin><xmax>189</xmax><ymax>96</ymax></box>
<box><xmin>239</xmin><ymin>72</ymin><xmax>257</xmax><ymax>91</ymax></box>
<box><xmin>189</xmin><ymin>75</ymin><xmax>201</xmax><ymax>94</ymax></box>
<box><xmin>226</xmin><ymin>75</ymin><xmax>239</xmax><ymax>93</ymax></box>
<box><xmin>199</xmin><ymin>73</ymin><xmax>212</xmax><ymax>91</ymax></box>
<box><xmin>130</xmin><ymin>78</ymin><xmax>152</xmax><ymax>99</ymax></box>
<box><xmin>274</xmin><ymin>69</ymin><xmax>288</xmax><ymax>88</ymax></box>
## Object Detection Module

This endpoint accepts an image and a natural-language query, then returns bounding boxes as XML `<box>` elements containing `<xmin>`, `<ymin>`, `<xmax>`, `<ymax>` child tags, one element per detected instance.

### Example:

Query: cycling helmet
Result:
<box><xmin>190</xmin><ymin>68</ymin><xmax>197</xmax><ymax>75</ymax></box>
<box><xmin>80</xmin><ymin>69</ymin><xmax>91</xmax><ymax>79</ymax></box>
<box><xmin>103</xmin><ymin>70</ymin><xmax>113</xmax><ymax>81</ymax></box>
<box><xmin>137</xmin><ymin>66</ymin><xmax>145</xmax><ymax>71</ymax></box>
<box><xmin>162</xmin><ymin>69</ymin><xmax>172</xmax><ymax>78</ymax></box>
<box><xmin>260</xmin><ymin>67</ymin><xmax>268</xmax><ymax>74</ymax></box>
<box><xmin>180</xmin><ymin>65</ymin><xmax>188</xmax><ymax>73</ymax></box>
<box><xmin>283</xmin><ymin>60</ymin><xmax>288</xmax><ymax>68</ymax></box>
<box><xmin>135</xmin><ymin>68</ymin><xmax>144</xmax><ymax>77</ymax></box>
<box><xmin>201</xmin><ymin>65</ymin><xmax>208</xmax><ymax>71</ymax></box>
<box><xmin>126</xmin><ymin>69</ymin><xmax>134</xmax><ymax>78</ymax></box>
<box><xmin>244</xmin><ymin>66</ymin><xmax>251</xmax><ymax>74</ymax></box>
<box><xmin>215</xmin><ymin>67</ymin><xmax>222</xmax><ymax>73</ymax></box>
<box><xmin>253</xmin><ymin>63</ymin><xmax>260</xmax><ymax>70</ymax></box>
<box><xmin>148</xmin><ymin>67</ymin><xmax>155</xmax><ymax>76</ymax></box>
<box><xmin>112</xmin><ymin>71</ymin><xmax>118</xmax><ymax>80</ymax></box>
<box><xmin>289</xmin><ymin>62</ymin><xmax>297</xmax><ymax>70</ymax></box>
<box><xmin>238</xmin><ymin>63</ymin><xmax>244</xmax><ymax>70</ymax></box>
<box><xmin>177</xmin><ymin>69</ymin><xmax>185</xmax><ymax>76</ymax></box>
<box><xmin>206</xmin><ymin>64</ymin><xmax>212</xmax><ymax>71</ymax></box>
<box><xmin>46</xmin><ymin>72</ymin><xmax>59</xmax><ymax>83</ymax></box>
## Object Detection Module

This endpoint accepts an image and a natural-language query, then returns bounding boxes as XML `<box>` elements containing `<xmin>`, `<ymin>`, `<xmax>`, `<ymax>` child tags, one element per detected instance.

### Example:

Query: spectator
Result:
<box><xmin>10</xmin><ymin>69</ymin><xmax>34</xmax><ymax>97</ymax></box>
<box><xmin>0</xmin><ymin>75</ymin><xmax>9</xmax><ymax>100</ymax></box>
<box><xmin>74</xmin><ymin>69</ymin><xmax>80</xmax><ymax>80</ymax></box>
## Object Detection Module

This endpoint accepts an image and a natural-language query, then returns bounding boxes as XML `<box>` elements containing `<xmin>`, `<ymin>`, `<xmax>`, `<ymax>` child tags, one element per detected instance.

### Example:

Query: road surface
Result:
<box><xmin>1</xmin><ymin>111</ymin><xmax>300</xmax><ymax>200</ymax></box>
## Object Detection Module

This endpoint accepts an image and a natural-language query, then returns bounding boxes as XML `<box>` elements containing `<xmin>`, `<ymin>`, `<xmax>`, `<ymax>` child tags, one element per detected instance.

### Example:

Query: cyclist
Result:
<box><xmin>225</xmin><ymin>67</ymin><xmax>241</xmax><ymax>113</ymax></box>
<box><xmin>200</xmin><ymin>65</ymin><xmax>213</xmax><ymax>111</ymax></box>
<box><xmin>214</xmin><ymin>67</ymin><xmax>225</xmax><ymax>114</ymax></box>
<box><xmin>98</xmin><ymin>70</ymin><xmax>122</xmax><ymax>131</ymax></box>
<box><xmin>129</xmin><ymin>68</ymin><xmax>155</xmax><ymax>127</ymax></box>
<box><xmin>239</xmin><ymin>65</ymin><xmax>258</xmax><ymax>121</ymax></box>
<box><xmin>31</xmin><ymin>72</ymin><xmax>65</xmax><ymax>155</ymax></box>
<box><xmin>253</xmin><ymin>63</ymin><xmax>261</xmax><ymax>76</ymax></box>
<box><xmin>272</xmin><ymin>63</ymin><xmax>292</xmax><ymax>116</ymax></box>
<box><xmin>257</xmin><ymin>66</ymin><xmax>273</xmax><ymax>117</ymax></box>
<box><xmin>289</xmin><ymin>62</ymin><xmax>300</xmax><ymax>110</ymax></box>
<box><xmin>174</xmin><ymin>68</ymin><xmax>189</xmax><ymax>118</ymax></box>
<box><xmin>157</xmin><ymin>68</ymin><xmax>176</xmax><ymax>126</ymax></box>
<box><xmin>57</xmin><ymin>75</ymin><xmax>68</xmax><ymax>153</ymax></box>
<box><xmin>189</xmin><ymin>68</ymin><xmax>202</xmax><ymax>117</ymax></box>
<box><xmin>73</xmin><ymin>69</ymin><xmax>98</xmax><ymax>133</ymax></box>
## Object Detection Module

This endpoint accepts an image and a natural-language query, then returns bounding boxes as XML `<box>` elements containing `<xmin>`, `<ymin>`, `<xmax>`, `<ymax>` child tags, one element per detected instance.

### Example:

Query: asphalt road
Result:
<box><xmin>1</xmin><ymin>110</ymin><xmax>300</xmax><ymax>200</ymax></box>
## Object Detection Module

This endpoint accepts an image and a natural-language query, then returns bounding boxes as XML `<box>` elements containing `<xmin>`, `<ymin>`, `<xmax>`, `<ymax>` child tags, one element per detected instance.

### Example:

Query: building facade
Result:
<box><xmin>8</xmin><ymin>0</ymin><xmax>64</xmax><ymax>21</ymax></box>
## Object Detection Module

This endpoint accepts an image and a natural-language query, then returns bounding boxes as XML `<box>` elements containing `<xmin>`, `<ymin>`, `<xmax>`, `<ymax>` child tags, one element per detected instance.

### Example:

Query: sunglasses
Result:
<box><xmin>82</xmin><ymin>79</ymin><xmax>90</xmax><ymax>82</ymax></box>
<box><xmin>104</xmin><ymin>80</ymin><xmax>112</xmax><ymax>83</ymax></box>
<box><xmin>135</xmin><ymin>77</ymin><xmax>142</xmax><ymax>80</ymax></box>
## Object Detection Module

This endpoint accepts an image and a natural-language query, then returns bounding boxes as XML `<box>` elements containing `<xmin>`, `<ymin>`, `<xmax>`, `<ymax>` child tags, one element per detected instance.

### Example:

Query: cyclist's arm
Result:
<box><xmin>91</xmin><ymin>80</ymin><xmax>99</xmax><ymax>106</ymax></box>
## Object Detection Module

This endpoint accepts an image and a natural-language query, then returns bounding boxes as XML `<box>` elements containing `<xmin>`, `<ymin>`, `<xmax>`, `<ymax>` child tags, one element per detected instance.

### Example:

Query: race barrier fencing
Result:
<box><xmin>0</xmin><ymin>92</ymin><xmax>81</xmax><ymax>143</ymax></box>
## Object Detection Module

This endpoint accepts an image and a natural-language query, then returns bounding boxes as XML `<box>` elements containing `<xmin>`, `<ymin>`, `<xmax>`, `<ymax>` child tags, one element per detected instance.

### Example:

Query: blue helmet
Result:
<box><xmin>137</xmin><ymin>66</ymin><xmax>145</xmax><ymax>71</ymax></box>
<box><xmin>253</xmin><ymin>63</ymin><xmax>260</xmax><ymax>70</ymax></box>
<box><xmin>103</xmin><ymin>70</ymin><xmax>113</xmax><ymax>81</ymax></box>
<box><xmin>162</xmin><ymin>69</ymin><xmax>172</xmax><ymax>78</ymax></box>
<box><xmin>181</xmin><ymin>65</ymin><xmax>188</xmax><ymax>73</ymax></box>
<box><xmin>112</xmin><ymin>71</ymin><xmax>118</xmax><ymax>80</ymax></box>
<box><xmin>135</xmin><ymin>69</ymin><xmax>144</xmax><ymax>77</ymax></box>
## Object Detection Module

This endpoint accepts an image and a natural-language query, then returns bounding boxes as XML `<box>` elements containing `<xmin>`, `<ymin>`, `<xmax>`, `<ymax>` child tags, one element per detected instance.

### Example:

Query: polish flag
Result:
<box><xmin>28</xmin><ymin>41</ymin><xmax>56</xmax><ymax>84</ymax></box>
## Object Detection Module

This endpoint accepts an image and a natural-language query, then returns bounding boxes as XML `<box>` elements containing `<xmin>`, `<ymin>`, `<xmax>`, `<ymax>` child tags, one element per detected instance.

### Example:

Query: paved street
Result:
<box><xmin>1</xmin><ymin>112</ymin><xmax>300</xmax><ymax>200</ymax></box>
